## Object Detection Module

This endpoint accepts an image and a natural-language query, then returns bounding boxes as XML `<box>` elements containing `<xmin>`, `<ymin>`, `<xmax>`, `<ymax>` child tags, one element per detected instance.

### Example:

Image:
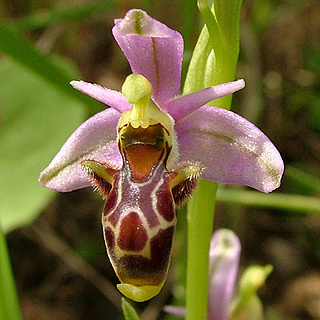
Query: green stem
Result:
<box><xmin>0</xmin><ymin>223</ymin><xmax>22</xmax><ymax>320</ymax></box>
<box><xmin>184</xmin><ymin>1</ymin><xmax>242</xmax><ymax>319</ymax></box>
<box><xmin>186</xmin><ymin>180</ymin><xmax>218</xmax><ymax>320</ymax></box>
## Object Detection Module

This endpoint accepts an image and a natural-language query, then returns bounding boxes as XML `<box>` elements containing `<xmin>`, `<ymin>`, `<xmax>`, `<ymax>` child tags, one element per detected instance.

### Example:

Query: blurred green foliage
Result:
<box><xmin>0</xmin><ymin>57</ymin><xmax>86</xmax><ymax>232</ymax></box>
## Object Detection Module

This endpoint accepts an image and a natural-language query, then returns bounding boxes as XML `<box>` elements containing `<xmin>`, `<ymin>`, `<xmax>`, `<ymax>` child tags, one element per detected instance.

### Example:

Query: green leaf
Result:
<box><xmin>0</xmin><ymin>58</ymin><xmax>86</xmax><ymax>232</ymax></box>
<box><xmin>0</xmin><ymin>223</ymin><xmax>22</xmax><ymax>320</ymax></box>
<box><xmin>121</xmin><ymin>298</ymin><xmax>141</xmax><ymax>320</ymax></box>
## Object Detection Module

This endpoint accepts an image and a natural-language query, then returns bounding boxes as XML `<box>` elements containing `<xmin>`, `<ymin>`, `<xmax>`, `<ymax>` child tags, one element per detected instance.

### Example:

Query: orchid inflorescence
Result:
<box><xmin>39</xmin><ymin>9</ymin><xmax>284</xmax><ymax>302</ymax></box>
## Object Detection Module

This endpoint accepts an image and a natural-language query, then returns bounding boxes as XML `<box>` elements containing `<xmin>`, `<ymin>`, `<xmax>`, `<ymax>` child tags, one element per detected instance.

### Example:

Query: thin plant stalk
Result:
<box><xmin>186</xmin><ymin>181</ymin><xmax>218</xmax><ymax>320</ymax></box>
<box><xmin>185</xmin><ymin>0</ymin><xmax>243</xmax><ymax>319</ymax></box>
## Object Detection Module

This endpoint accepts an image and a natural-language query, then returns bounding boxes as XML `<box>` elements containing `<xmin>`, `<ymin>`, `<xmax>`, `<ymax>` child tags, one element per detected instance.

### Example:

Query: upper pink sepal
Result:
<box><xmin>112</xmin><ymin>9</ymin><xmax>183</xmax><ymax>106</ymax></box>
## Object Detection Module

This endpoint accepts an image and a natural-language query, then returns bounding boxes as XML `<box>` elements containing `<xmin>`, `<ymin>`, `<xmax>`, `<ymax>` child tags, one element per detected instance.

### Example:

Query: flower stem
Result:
<box><xmin>184</xmin><ymin>0</ymin><xmax>243</xmax><ymax>318</ymax></box>
<box><xmin>186</xmin><ymin>180</ymin><xmax>218</xmax><ymax>320</ymax></box>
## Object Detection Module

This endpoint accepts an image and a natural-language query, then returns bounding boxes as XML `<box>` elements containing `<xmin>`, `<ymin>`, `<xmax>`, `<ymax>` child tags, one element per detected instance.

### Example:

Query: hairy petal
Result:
<box><xmin>176</xmin><ymin>107</ymin><xmax>284</xmax><ymax>193</ymax></box>
<box><xmin>208</xmin><ymin>229</ymin><xmax>241</xmax><ymax>320</ymax></box>
<box><xmin>113</xmin><ymin>9</ymin><xmax>183</xmax><ymax>105</ymax></box>
<box><xmin>39</xmin><ymin>108</ymin><xmax>122</xmax><ymax>192</ymax></box>
<box><xmin>70</xmin><ymin>81</ymin><xmax>132</xmax><ymax>113</ymax></box>
<box><xmin>163</xmin><ymin>79</ymin><xmax>245</xmax><ymax>121</ymax></box>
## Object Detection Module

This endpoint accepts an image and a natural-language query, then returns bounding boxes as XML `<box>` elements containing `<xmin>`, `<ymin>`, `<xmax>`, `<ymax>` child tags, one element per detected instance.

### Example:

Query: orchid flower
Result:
<box><xmin>39</xmin><ymin>9</ymin><xmax>284</xmax><ymax>302</ymax></box>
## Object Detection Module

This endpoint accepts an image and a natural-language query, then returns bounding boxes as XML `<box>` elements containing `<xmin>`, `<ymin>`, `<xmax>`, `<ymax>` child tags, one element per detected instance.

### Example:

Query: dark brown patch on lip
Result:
<box><xmin>116</xmin><ymin>226</ymin><xmax>175</xmax><ymax>286</ymax></box>
<box><xmin>104</xmin><ymin>227</ymin><xmax>115</xmax><ymax>249</ymax></box>
<box><xmin>104</xmin><ymin>175</ymin><xmax>120</xmax><ymax>227</ymax></box>
<box><xmin>118</xmin><ymin>212</ymin><xmax>148</xmax><ymax>252</ymax></box>
<box><xmin>156</xmin><ymin>178</ymin><xmax>175</xmax><ymax>222</ymax></box>
<box><xmin>118</xmin><ymin>255</ymin><xmax>163</xmax><ymax>286</ymax></box>
<box><xmin>150</xmin><ymin>226</ymin><xmax>175</xmax><ymax>270</ymax></box>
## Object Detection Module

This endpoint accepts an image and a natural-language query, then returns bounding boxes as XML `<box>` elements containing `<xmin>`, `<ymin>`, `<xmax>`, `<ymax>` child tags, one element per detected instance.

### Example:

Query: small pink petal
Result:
<box><xmin>208</xmin><ymin>229</ymin><xmax>241</xmax><ymax>320</ymax></box>
<box><xmin>176</xmin><ymin>106</ymin><xmax>284</xmax><ymax>193</ymax></box>
<box><xmin>39</xmin><ymin>108</ymin><xmax>122</xmax><ymax>192</ymax></box>
<box><xmin>113</xmin><ymin>9</ymin><xmax>183</xmax><ymax>105</ymax></box>
<box><xmin>163</xmin><ymin>79</ymin><xmax>245</xmax><ymax>121</ymax></box>
<box><xmin>70</xmin><ymin>80</ymin><xmax>132</xmax><ymax>113</ymax></box>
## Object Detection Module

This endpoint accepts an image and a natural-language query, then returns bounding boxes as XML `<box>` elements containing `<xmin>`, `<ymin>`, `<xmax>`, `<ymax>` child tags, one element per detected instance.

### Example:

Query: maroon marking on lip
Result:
<box><xmin>117</xmin><ymin>255</ymin><xmax>164</xmax><ymax>286</ymax></box>
<box><xmin>104</xmin><ymin>189</ymin><xmax>118</xmax><ymax>215</ymax></box>
<box><xmin>150</xmin><ymin>226</ymin><xmax>175</xmax><ymax>270</ymax></box>
<box><xmin>116</xmin><ymin>226</ymin><xmax>175</xmax><ymax>286</ymax></box>
<box><xmin>104</xmin><ymin>227</ymin><xmax>115</xmax><ymax>249</ymax></box>
<box><xmin>156</xmin><ymin>180</ymin><xmax>175</xmax><ymax>222</ymax></box>
<box><xmin>118</xmin><ymin>212</ymin><xmax>148</xmax><ymax>252</ymax></box>
<box><xmin>104</xmin><ymin>175</ymin><xmax>120</xmax><ymax>227</ymax></box>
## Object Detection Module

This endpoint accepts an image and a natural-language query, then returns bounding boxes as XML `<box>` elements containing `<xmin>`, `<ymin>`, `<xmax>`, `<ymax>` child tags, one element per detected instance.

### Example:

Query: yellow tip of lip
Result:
<box><xmin>117</xmin><ymin>283</ymin><xmax>162</xmax><ymax>302</ymax></box>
